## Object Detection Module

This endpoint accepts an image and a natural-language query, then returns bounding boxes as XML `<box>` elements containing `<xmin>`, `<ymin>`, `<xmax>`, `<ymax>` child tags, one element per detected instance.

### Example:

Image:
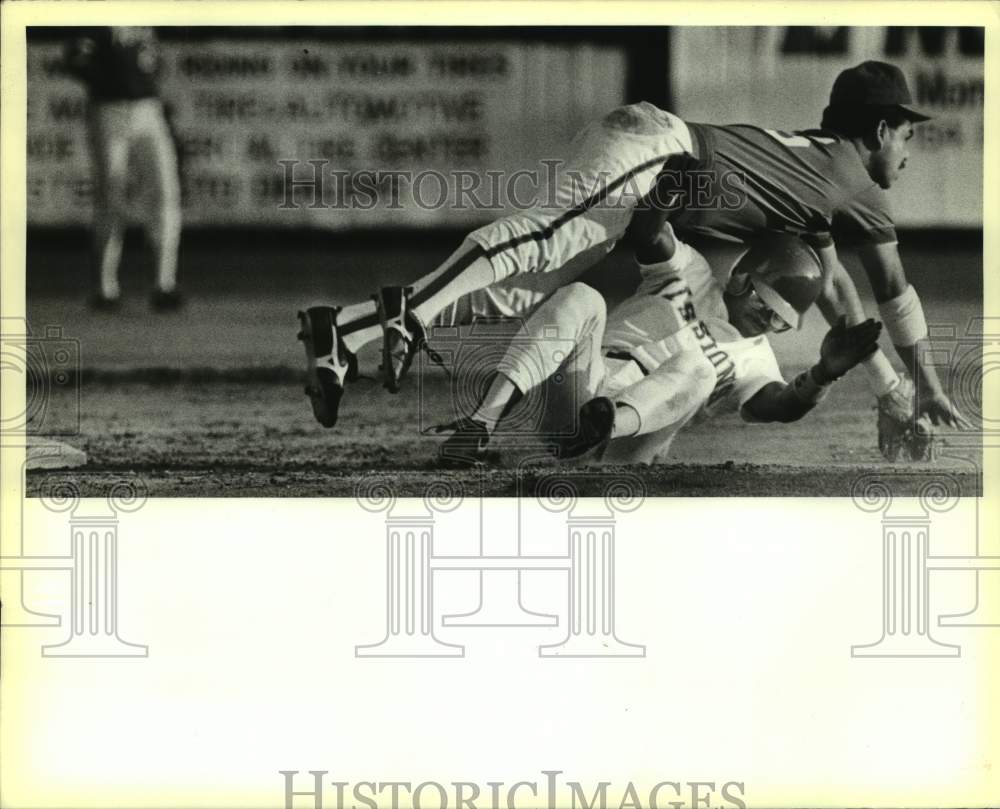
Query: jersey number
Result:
<box><xmin>765</xmin><ymin>129</ymin><xmax>835</xmax><ymax>148</ymax></box>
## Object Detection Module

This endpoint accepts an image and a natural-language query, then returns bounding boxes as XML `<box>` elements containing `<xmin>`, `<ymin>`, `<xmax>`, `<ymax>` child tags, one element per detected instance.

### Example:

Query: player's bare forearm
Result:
<box><xmin>817</xmin><ymin>244</ymin><xmax>904</xmax><ymax>397</ymax></box>
<box><xmin>857</xmin><ymin>242</ymin><xmax>953</xmax><ymax>405</ymax></box>
<box><xmin>857</xmin><ymin>242</ymin><xmax>908</xmax><ymax>303</ymax></box>
<box><xmin>893</xmin><ymin>339</ymin><xmax>951</xmax><ymax>415</ymax></box>
<box><xmin>815</xmin><ymin>248</ymin><xmax>868</xmax><ymax>326</ymax></box>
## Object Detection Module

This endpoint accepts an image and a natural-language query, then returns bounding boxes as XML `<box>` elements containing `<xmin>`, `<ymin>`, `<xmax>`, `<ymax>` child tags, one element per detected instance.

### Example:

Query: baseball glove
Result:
<box><xmin>877</xmin><ymin>376</ymin><xmax>935</xmax><ymax>462</ymax></box>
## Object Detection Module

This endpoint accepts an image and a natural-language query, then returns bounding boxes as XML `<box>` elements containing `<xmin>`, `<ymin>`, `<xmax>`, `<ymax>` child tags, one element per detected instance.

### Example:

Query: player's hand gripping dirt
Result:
<box><xmin>877</xmin><ymin>377</ymin><xmax>931</xmax><ymax>462</ymax></box>
<box><xmin>916</xmin><ymin>388</ymin><xmax>970</xmax><ymax>430</ymax></box>
<box><xmin>877</xmin><ymin>377</ymin><xmax>971</xmax><ymax>463</ymax></box>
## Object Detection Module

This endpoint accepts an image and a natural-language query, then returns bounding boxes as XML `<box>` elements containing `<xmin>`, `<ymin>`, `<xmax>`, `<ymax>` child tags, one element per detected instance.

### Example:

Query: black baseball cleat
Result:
<box><xmin>558</xmin><ymin>396</ymin><xmax>616</xmax><ymax>459</ymax></box>
<box><xmin>375</xmin><ymin>286</ymin><xmax>428</xmax><ymax>393</ymax></box>
<box><xmin>151</xmin><ymin>288</ymin><xmax>184</xmax><ymax>312</ymax></box>
<box><xmin>436</xmin><ymin>418</ymin><xmax>494</xmax><ymax>468</ymax></box>
<box><xmin>88</xmin><ymin>292</ymin><xmax>121</xmax><ymax>313</ymax></box>
<box><xmin>297</xmin><ymin>306</ymin><xmax>358</xmax><ymax>428</ymax></box>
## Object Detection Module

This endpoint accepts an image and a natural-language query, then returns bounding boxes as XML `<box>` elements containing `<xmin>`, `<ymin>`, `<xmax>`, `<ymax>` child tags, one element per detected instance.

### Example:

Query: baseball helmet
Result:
<box><xmin>734</xmin><ymin>233</ymin><xmax>824</xmax><ymax>330</ymax></box>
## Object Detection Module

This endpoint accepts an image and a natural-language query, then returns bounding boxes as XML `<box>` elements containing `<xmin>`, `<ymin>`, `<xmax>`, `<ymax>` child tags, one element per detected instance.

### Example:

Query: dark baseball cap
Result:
<box><xmin>828</xmin><ymin>60</ymin><xmax>931</xmax><ymax>122</ymax></box>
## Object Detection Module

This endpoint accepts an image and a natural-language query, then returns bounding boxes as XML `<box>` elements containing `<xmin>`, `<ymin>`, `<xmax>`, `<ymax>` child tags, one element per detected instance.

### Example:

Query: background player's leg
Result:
<box><xmin>142</xmin><ymin>100</ymin><xmax>182</xmax><ymax>304</ymax></box>
<box><xmin>87</xmin><ymin>106</ymin><xmax>130</xmax><ymax>305</ymax></box>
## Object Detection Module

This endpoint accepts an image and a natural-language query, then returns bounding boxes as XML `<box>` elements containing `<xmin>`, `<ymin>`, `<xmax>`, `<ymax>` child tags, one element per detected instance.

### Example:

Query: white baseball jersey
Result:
<box><xmin>693</xmin><ymin>316</ymin><xmax>783</xmax><ymax>421</ymax></box>
<box><xmin>601</xmin><ymin>275</ymin><xmax>783</xmax><ymax>421</ymax></box>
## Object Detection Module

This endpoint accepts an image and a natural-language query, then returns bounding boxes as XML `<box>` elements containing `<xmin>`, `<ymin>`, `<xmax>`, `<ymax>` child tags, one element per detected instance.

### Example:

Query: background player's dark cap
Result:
<box><xmin>828</xmin><ymin>60</ymin><xmax>931</xmax><ymax>122</ymax></box>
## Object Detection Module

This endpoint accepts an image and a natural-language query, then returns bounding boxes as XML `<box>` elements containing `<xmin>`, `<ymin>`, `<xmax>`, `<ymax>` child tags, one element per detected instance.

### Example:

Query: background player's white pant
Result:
<box><xmin>87</xmin><ymin>98</ymin><xmax>181</xmax><ymax>299</ymax></box>
<box><xmin>467</xmin><ymin>103</ymin><xmax>695</xmax><ymax>282</ymax></box>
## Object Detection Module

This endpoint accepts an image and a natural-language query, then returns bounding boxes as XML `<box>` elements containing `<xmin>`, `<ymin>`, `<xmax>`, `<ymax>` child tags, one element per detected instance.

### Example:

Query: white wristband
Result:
<box><xmin>878</xmin><ymin>284</ymin><xmax>928</xmax><ymax>347</ymax></box>
<box><xmin>861</xmin><ymin>350</ymin><xmax>901</xmax><ymax>397</ymax></box>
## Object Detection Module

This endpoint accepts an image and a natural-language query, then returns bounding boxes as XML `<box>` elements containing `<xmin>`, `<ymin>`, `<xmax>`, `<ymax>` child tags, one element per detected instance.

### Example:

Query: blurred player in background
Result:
<box><xmin>300</xmin><ymin>60</ymin><xmax>962</xmax><ymax>462</ymax></box>
<box><xmin>434</xmin><ymin>228</ymin><xmax>881</xmax><ymax>467</ymax></box>
<box><xmin>64</xmin><ymin>27</ymin><xmax>183</xmax><ymax>312</ymax></box>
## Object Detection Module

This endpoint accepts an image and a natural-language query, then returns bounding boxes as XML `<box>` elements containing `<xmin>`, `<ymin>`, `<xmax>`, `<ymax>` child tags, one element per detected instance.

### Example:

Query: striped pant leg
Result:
<box><xmin>468</xmin><ymin>110</ymin><xmax>697</xmax><ymax>284</ymax></box>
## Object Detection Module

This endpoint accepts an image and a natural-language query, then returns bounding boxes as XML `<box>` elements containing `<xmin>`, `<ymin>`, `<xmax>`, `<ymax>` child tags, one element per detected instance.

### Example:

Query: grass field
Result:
<box><xmin>22</xmin><ymin>229</ymin><xmax>984</xmax><ymax>497</ymax></box>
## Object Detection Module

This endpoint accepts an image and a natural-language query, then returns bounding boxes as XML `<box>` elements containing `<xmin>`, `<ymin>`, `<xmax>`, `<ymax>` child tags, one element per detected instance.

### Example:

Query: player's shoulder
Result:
<box><xmin>601</xmin><ymin>101</ymin><xmax>677</xmax><ymax>136</ymax></box>
<box><xmin>701</xmin><ymin>122</ymin><xmax>854</xmax><ymax>155</ymax></box>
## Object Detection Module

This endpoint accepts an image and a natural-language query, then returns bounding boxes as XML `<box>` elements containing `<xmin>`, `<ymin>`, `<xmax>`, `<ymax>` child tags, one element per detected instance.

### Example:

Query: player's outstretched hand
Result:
<box><xmin>877</xmin><ymin>377</ymin><xmax>932</xmax><ymax>462</ymax></box>
<box><xmin>816</xmin><ymin>316</ymin><xmax>882</xmax><ymax>384</ymax></box>
<box><xmin>917</xmin><ymin>389</ymin><xmax>972</xmax><ymax>430</ymax></box>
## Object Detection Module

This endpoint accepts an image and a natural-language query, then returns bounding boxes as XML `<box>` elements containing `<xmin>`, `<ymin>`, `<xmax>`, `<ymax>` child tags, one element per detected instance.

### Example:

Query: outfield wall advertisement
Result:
<box><xmin>672</xmin><ymin>26</ymin><xmax>984</xmax><ymax>228</ymax></box>
<box><xmin>26</xmin><ymin>39</ymin><xmax>626</xmax><ymax>228</ymax></box>
<box><xmin>27</xmin><ymin>28</ymin><xmax>983</xmax><ymax>230</ymax></box>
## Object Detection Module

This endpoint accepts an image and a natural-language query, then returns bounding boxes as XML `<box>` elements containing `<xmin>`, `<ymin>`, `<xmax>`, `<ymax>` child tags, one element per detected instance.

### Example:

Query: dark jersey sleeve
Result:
<box><xmin>63</xmin><ymin>28</ymin><xmax>102</xmax><ymax>84</ymax></box>
<box><xmin>64</xmin><ymin>27</ymin><xmax>160</xmax><ymax>101</ymax></box>
<box><xmin>831</xmin><ymin>184</ymin><xmax>898</xmax><ymax>247</ymax></box>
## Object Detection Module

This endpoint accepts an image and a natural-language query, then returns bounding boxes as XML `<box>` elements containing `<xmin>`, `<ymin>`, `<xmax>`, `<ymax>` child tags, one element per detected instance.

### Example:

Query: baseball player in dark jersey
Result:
<box><xmin>298</xmin><ymin>60</ymin><xmax>964</xmax><ymax>460</ymax></box>
<box><xmin>647</xmin><ymin>62</ymin><xmax>967</xmax><ymax>459</ymax></box>
<box><xmin>64</xmin><ymin>27</ymin><xmax>182</xmax><ymax>311</ymax></box>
